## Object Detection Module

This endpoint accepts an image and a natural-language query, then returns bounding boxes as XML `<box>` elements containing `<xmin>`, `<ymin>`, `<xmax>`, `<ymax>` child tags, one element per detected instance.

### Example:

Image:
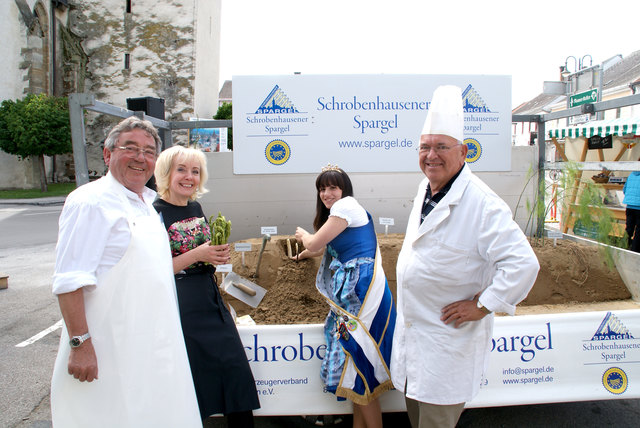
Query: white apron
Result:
<box><xmin>51</xmin><ymin>213</ymin><xmax>201</xmax><ymax>428</ymax></box>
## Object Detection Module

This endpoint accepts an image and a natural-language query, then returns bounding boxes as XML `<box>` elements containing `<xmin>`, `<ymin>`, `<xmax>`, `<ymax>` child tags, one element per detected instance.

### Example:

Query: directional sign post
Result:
<box><xmin>569</xmin><ymin>88</ymin><xmax>598</xmax><ymax>108</ymax></box>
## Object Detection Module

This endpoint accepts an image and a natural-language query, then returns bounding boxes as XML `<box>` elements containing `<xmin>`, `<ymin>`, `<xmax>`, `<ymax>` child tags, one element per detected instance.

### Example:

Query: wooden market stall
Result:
<box><xmin>547</xmin><ymin>117</ymin><xmax>640</xmax><ymax>237</ymax></box>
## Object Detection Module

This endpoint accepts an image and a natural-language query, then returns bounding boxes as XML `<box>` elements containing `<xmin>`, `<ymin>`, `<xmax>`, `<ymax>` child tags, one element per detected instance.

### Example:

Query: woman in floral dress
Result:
<box><xmin>153</xmin><ymin>146</ymin><xmax>259</xmax><ymax>426</ymax></box>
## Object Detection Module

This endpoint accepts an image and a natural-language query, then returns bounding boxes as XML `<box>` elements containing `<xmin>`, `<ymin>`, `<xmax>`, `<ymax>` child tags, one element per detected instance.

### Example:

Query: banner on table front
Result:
<box><xmin>238</xmin><ymin>310</ymin><xmax>640</xmax><ymax>415</ymax></box>
<box><xmin>232</xmin><ymin>74</ymin><xmax>511</xmax><ymax>174</ymax></box>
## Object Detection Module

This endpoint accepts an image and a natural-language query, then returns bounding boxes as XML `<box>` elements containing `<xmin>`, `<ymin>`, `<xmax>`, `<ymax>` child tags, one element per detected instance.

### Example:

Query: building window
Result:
<box><xmin>124</xmin><ymin>53</ymin><xmax>130</xmax><ymax>70</ymax></box>
<box><xmin>126</xmin><ymin>0</ymin><xmax>131</xmax><ymax>13</ymax></box>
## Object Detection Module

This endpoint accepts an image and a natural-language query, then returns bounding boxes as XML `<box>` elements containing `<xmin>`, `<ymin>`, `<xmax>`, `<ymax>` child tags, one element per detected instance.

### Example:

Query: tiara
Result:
<box><xmin>321</xmin><ymin>163</ymin><xmax>341</xmax><ymax>172</ymax></box>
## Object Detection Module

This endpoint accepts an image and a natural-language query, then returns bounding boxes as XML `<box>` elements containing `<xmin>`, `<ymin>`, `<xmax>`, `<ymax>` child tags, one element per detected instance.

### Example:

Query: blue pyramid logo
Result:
<box><xmin>462</xmin><ymin>84</ymin><xmax>491</xmax><ymax>113</ymax></box>
<box><xmin>256</xmin><ymin>85</ymin><xmax>299</xmax><ymax>114</ymax></box>
<box><xmin>591</xmin><ymin>312</ymin><xmax>634</xmax><ymax>340</ymax></box>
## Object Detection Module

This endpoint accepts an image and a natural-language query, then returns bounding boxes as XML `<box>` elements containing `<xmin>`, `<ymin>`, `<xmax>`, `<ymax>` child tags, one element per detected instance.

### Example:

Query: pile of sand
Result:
<box><xmin>218</xmin><ymin>234</ymin><xmax>633</xmax><ymax>325</ymax></box>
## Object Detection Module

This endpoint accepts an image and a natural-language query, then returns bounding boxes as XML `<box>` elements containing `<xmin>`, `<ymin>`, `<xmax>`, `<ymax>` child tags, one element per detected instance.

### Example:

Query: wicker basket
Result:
<box><xmin>592</xmin><ymin>176</ymin><xmax>609</xmax><ymax>183</ymax></box>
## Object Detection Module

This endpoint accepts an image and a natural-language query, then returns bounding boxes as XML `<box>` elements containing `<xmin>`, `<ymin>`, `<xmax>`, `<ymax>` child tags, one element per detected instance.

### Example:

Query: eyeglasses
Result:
<box><xmin>115</xmin><ymin>145</ymin><xmax>157</xmax><ymax>159</ymax></box>
<box><xmin>418</xmin><ymin>143</ymin><xmax>460</xmax><ymax>154</ymax></box>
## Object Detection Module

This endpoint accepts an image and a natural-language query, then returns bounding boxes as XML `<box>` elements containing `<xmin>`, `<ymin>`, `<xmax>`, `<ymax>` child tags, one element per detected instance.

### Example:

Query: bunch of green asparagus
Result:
<box><xmin>209</xmin><ymin>211</ymin><xmax>231</xmax><ymax>245</ymax></box>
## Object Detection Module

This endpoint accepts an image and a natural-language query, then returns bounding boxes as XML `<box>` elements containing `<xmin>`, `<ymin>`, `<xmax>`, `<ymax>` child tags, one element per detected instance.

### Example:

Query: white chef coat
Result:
<box><xmin>390</xmin><ymin>164</ymin><xmax>539</xmax><ymax>405</ymax></box>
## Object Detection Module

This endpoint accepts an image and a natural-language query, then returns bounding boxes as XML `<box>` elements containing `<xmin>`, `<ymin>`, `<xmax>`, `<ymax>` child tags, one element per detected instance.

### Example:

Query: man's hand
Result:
<box><xmin>68</xmin><ymin>340</ymin><xmax>98</xmax><ymax>382</ymax></box>
<box><xmin>441</xmin><ymin>296</ymin><xmax>488</xmax><ymax>328</ymax></box>
<box><xmin>58</xmin><ymin>288</ymin><xmax>98</xmax><ymax>381</ymax></box>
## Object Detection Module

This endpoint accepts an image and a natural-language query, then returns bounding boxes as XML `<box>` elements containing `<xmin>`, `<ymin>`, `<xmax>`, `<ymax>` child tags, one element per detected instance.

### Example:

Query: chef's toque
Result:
<box><xmin>421</xmin><ymin>85</ymin><xmax>464</xmax><ymax>142</ymax></box>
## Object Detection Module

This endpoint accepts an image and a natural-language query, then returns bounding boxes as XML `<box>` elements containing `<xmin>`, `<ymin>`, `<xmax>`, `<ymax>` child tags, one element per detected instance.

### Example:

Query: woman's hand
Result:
<box><xmin>295</xmin><ymin>217</ymin><xmax>347</xmax><ymax>253</ymax></box>
<box><xmin>289</xmin><ymin>248</ymin><xmax>324</xmax><ymax>261</ymax></box>
<box><xmin>195</xmin><ymin>242</ymin><xmax>231</xmax><ymax>265</ymax></box>
<box><xmin>172</xmin><ymin>242</ymin><xmax>231</xmax><ymax>273</ymax></box>
<box><xmin>295</xmin><ymin>227</ymin><xmax>310</xmax><ymax>243</ymax></box>
<box><xmin>289</xmin><ymin>248</ymin><xmax>307</xmax><ymax>261</ymax></box>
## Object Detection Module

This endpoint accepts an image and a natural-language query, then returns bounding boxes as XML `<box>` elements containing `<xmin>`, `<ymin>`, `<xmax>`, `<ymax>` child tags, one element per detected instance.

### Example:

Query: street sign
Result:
<box><xmin>569</xmin><ymin>89</ymin><xmax>598</xmax><ymax>108</ymax></box>
<box><xmin>569</xmin><ymin>114</ymin><xmax>591</xmax><ymax>125</ymax></box>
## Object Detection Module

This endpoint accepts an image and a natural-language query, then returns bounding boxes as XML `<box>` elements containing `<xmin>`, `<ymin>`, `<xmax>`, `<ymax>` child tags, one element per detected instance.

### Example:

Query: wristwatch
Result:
<box><xmin>476</xmin><ymin>299</ymin><xmax>492</xmax><ymax>315</ymax></box>
<box><xmin>69</xmin><ymin>332</ymin><xmax>91</xmax><ymax>348</ymax></box>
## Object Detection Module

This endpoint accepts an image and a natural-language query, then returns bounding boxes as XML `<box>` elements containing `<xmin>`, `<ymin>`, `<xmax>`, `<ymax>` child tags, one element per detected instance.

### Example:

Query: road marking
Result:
<box><xmin>0</xmin><ymin>208</ymin><xmax>26</xmax><ymax>222</ymax></box>
<box><xmin>15</xmin><ymin>319</ymin><xmax>63</xmax><ymax>348</ymax></box>
<box><xmin>24</xmin><ymin>211</ymin><xmax>61</xmax><ymax>216</ymax></box>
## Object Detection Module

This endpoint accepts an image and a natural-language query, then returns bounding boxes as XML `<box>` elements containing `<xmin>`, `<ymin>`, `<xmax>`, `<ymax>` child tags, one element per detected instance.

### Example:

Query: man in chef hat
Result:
<box><xmin>390</xmin><ymin>85</ymin><xmax>539</xmax><ymax>427</ymax></box>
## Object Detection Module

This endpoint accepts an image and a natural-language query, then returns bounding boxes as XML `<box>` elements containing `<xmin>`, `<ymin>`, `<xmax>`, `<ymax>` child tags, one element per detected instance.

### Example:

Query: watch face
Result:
<box><xmin>70</xmin><ymin>337</ymin><xmax>81</xmax><ymax>347</ymax></box>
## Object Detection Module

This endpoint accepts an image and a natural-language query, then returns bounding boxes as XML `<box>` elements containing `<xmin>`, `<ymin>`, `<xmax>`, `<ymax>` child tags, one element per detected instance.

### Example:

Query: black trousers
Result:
<box><xmin>626</xmin><ymin>208</ymin><xmax>640</xmax><ymax>252</ymax></box>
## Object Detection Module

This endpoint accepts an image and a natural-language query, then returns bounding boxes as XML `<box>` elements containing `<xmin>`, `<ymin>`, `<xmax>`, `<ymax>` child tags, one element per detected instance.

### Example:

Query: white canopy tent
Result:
<box><xmin>548</xmin><ymin>117</ymin><xmax>640</xmax><ymax>139</ymax></box>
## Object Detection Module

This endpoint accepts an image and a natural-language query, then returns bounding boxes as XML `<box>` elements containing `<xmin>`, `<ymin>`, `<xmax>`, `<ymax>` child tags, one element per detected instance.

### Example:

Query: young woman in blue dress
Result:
<box><xmin>294</xmin><ymin>165</ymin><xmax>396</xmax><ymax>428</ymax></box>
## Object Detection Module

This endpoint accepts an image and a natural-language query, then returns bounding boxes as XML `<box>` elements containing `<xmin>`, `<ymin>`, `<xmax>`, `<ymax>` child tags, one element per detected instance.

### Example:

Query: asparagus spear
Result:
<box><xmin>208</xmin><ymin>211</ymin><xmax>232</xmax><ymax>245</ymax></box>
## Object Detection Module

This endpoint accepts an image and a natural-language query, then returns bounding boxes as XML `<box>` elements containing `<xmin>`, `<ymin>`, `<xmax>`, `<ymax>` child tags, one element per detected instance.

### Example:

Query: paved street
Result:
<box><xmin>1</xmin><ymin>202</ymin><xmax>639</xmax><ymax>427</ymax></box>
<box><xmin>0</xmin><ymin>203</ymin><xmax>62</xmax><ymax>428</ymax></box>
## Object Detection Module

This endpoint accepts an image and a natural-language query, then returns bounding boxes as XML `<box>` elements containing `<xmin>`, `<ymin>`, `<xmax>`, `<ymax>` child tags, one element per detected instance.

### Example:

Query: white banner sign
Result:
<box><xmin>233</xmin><ymin>74</ymin><xmax>511</xmax><ymax>174</ymax></box>
<box><xmin>239</xmin><ymin>310</ymin><xmax>640</xmax><ymax>415</ymax></box>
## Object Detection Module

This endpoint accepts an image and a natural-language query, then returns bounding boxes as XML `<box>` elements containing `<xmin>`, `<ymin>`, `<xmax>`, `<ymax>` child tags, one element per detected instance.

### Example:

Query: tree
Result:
<box><xmin>0</xmin><ymin>94</ymin><xmax>71</xmax><ymax>191</ymax></box>
<box><xmin>213</xmin><ymin>102</ymin><xmax>232</xmax><ymax>150</ymax></box>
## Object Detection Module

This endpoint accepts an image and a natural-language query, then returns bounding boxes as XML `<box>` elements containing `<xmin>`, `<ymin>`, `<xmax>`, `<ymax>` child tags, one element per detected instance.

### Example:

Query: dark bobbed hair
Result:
<box><xmin>313</xmin><ymin>168</ymin><xmax>354</xmax><ymax>231</ymax></box>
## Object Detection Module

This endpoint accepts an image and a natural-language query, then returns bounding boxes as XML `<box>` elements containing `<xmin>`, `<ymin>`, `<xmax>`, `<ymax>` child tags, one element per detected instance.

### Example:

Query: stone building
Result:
<box><xmin>1</xmin><ymin>0</ymin><xmax>222</xmax><ymax>188</ymax></box>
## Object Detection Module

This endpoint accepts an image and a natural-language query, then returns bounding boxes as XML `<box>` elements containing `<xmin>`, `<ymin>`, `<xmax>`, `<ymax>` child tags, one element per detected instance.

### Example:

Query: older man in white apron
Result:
<box><xmin>391</xmin><ymin>86</ymin><xmax>539</xmax><ymax>428</ymax></box>
<box><xmin>51</xmin><ymin>117</ymin><xmax>200</xmax><ymax>427</ymax></box>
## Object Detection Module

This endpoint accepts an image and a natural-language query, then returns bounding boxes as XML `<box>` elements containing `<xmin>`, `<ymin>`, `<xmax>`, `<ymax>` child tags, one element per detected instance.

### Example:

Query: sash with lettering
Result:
<box><xmin>315</xmin><ymin>213</ymin><xmax>396</xmax><ymax>404</ymax></box>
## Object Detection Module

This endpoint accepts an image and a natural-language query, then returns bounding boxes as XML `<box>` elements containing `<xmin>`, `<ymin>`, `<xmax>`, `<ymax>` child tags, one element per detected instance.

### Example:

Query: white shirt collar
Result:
<box><xmin>105</xmin><ymin>172</ymin><xmax>157</xmax><ymax>206</ymax></box>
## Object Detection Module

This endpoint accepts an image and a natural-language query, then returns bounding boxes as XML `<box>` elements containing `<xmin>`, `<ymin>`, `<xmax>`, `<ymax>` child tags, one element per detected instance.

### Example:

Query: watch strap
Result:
<box><xmin>476</xmin><ymin>299</ymin><xmax>492</xmax><ymax>315</ymax></box>
<box><xmin>69</xmin><ymin>332</ymin><xmax>91</xmax><ymax>348</ymax></box>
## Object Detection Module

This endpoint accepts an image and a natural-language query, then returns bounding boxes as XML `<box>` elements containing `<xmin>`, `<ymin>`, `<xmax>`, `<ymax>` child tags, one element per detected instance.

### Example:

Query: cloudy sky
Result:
<box><xmin>219</xmin><ymin>0</ymin><xmax>638</xmax><ymax>108</ymax></box>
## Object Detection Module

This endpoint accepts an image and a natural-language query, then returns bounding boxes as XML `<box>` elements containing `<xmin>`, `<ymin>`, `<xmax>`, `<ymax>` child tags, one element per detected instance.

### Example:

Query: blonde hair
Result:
<box><xmin>154</xmin><ymin>145</ymin><xmax>209</xmax><ymax>201</ymax></box>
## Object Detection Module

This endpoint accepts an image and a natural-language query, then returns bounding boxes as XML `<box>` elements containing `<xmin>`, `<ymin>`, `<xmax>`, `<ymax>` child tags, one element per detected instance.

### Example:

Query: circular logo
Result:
<box><xmin>602</xmin><ymin>367</ymin><xmax>628</xmax><ymax>394</ymax></box>
<box><xmin>464</xmin><ymin>138</ymin><xmax>482</xmax><ymax>163</ymax></box>
<box><xmin>346</xmin><ymin>319</ymin><xmax>358</xmax><ymax>332</ymax></box>
<box><xmin>265</xmin><ymin>140</ymin><xmax>291</xmax><ymax>165</ymax></box>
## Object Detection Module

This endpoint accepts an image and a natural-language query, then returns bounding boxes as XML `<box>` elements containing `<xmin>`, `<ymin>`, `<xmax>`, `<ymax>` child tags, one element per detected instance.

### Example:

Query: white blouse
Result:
<box><xmin>52</xmin><ymin>173</ymin><xmax>158</xmax><ymax>295</ymax></box>
<box><xmin>329</xmin><ymin>196</ymin><xmax>368</xmax><ymax>227</ymax></box>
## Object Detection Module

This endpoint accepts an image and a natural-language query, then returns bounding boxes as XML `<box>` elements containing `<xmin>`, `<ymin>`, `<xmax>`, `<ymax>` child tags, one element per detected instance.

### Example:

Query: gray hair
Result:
<box><xmin>104</xmin><ymin>116</ymin><xmax>162</xmax><ymax>153</ymax></box>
